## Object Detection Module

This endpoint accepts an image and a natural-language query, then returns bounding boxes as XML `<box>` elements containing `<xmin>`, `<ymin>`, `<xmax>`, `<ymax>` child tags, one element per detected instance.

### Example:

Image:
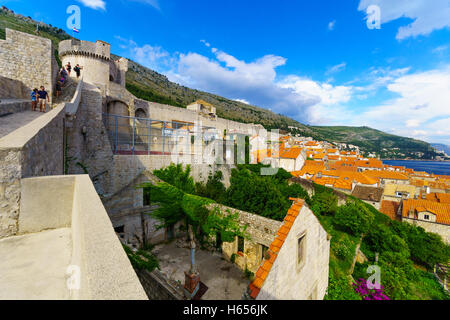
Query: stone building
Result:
<box><xmin>400</xmin><ymin>199</ymin><xmax>450</xmax><ymax>244</ymax></box>
<box><xmin>248</xmin><ymin>198</ymin><xmax>330</xmax><ymax>300</ymax></box>
<box><xmin>351</xmin><ymin>185</ymin><xmax>383</xmax><ymax>210</ymax></box>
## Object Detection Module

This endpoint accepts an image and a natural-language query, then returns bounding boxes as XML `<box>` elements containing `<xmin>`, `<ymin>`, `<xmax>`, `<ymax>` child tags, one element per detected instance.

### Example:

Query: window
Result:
<box><xmin>261</xmin><ymin>245</ymin><xmax>269</xmax><ymax>260</ymax></box>
<box><xmin>114</xmin><ymin>225</ymin><xmax>124</xmax><ymax>233</ymax></box>
<box><xmin>297</xmin><ymin>234</ymin><xmax>306</xmax><ymax>266</ymax></box>
<box><xmin>424</xmin><ymin>214</ymin><xmax>430</xmax><ymax>220</ymax></box>
<box><xmin>143</xmin><ymin>188</ymin><xmax>150</xmax><ymax>206</ymax></box>
<box><xmin>237</xmin><ymin>236</ymin><xmax>245</xmax><ymax>253</ymax></box>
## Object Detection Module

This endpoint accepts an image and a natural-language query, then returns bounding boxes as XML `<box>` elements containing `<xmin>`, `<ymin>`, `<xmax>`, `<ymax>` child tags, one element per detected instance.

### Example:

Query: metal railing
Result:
<box><xmin>102</xmin><ymin>113</ymin><xmax>219</xmax><ymax>156</ymax></box>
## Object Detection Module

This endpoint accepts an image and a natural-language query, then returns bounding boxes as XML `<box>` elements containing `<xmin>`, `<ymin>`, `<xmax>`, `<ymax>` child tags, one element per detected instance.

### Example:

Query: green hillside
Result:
<box><xmin>305</xmin><ymin>126</ymin><xmax>437</xmax><ymax>159</ymax></box>
<box><xmin>0</xmin><ymin>6</ymin><xmax>439</xmax><ymax>159</ymax></box>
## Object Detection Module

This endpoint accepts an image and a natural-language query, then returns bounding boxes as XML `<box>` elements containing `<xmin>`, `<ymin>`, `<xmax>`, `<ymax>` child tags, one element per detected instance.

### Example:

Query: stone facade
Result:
<box><xmin>402</xmin><ymin>218</ymin><xmax>450</xmax><ymax>244</ymax></box>
<box><xmin>207</xmin><ymin>204</ymin><xmax>282</xmax><ymax>274</ymax></box>
<box><xmin>0</xmin><ymin>29</ymin><xmax>57</xmax><ymax>103</ymax></box>
<box><xmin>256</xmin><ymin>204</ymin><xmax>330</xmax><ymax>300</ymax></box>
<box><xmin>66</xmin><ymin>82</ymin><xmax>114</xmax><ymax>196</ymax></box>
<box><xmin>0</xmin><ymin>75</ymin><xmax>30</xmax><ymax>99</ymax></box>
<box><xmin>0</xmin><ymin>104</ymin><xmax>65</xmax><ymax>238</ymax></box>
<box><xmin>136</xmin><ymin>269</ymin><xmax>184</xmax><ymax>300</ymax></box>
<box><xmin>0</xmin><ymin>100</ymin><xmax>30</xmax><ymax>117</ymax></box>
<box><xmin>59</xmin><ymin>39</ymin><xmax>129</xmax><ymax>91</ymax></box>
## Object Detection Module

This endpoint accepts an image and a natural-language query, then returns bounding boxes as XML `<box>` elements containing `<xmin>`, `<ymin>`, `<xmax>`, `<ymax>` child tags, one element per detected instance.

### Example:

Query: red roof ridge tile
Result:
<box><xmin>248</xmin><ymin>198</ymin><xmax>305</xmax><ymax>299</ymax></box>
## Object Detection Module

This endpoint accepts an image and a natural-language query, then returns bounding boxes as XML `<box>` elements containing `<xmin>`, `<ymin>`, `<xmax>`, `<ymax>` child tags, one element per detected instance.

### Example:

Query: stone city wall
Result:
<box><xmin>0</xmin><ymin>29</ymin><xmax>57</xmax><ymax>103</ymax></box>
<box><xmin>134</xmin><ymin>99</ymin><xmax>263</xmax><ymax>136</ymax></box>
<box><xmin>0</xmin><ymin>100</ymin><xmax>30</xmax><ymax>117</ymax></box>
<box><xmin>136</xmin><ymin>269</ymin><xmax>184</xmax><ymax>300</ymax></box>
<box><xmin>0</xmin><ymin>103</ymin><xmax>65</xmax><ymax>238</ymax></box>
<box><xmin>66</xmin><ymin>82</ymin><xmax>114</xmax><ymax>196</ymax></box>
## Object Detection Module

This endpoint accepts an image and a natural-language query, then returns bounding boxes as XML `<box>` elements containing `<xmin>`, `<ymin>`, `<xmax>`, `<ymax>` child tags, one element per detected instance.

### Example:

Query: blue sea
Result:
<box><xmin>382</xmin><ymin>160</ymin><xmax>450</xmax><ymax>176</ymax></box>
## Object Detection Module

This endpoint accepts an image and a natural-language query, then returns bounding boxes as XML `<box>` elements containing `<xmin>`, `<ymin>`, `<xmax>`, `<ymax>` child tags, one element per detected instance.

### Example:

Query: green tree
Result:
<box><xmin>334</xmin><ymin>200</ymin><xmax>374</xmax><ymax>235</ymax></box>
<box><xmin>153</xmin><ymin>163</ymin><xmax>195</xmax><ymax>194</ymax></box>
<box><xmin>195</xmin><ymin>171</ymin><xmax>227</xmax><ymax>203</ymax></box>
<box><xmin>311</xmin><ymin>191</ymin><xmax>338</xmax><ymax>216</ymax></box>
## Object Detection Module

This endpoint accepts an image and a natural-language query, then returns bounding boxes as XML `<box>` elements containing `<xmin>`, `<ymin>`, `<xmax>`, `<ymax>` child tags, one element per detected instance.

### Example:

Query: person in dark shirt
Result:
<box><xmin>55</xmin><ymin>80</ymin><xmax>61</xmax><ymax>98</ymax></box>
<box><xmin>66</xmin><ymin>62</ymin><xmax>72</xmax><ymax>76</ymax></box>
<box><xmin>74</xmin><ymin>64</ymin><xmax>83</xmax><ymax>78</ymax></box>
<box><xmin>38</xmin><ymin>86</ymin><xmax>49</xmax><ymax>112</ymax></box>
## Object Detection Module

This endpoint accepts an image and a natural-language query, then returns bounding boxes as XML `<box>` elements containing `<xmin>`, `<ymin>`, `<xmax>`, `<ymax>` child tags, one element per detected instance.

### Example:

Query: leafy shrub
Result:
<box><xmin>334</xmin><ymin>200</ymin><xmax>374</xmax><ymax>235</ymax></box>
<box><xmin>123</xmin><ymin>245</ymin><xmax>160</xmax><ymax>272</ymax></box>
<box><xmin>311</xmin><ymin>192</ymin><xmax>338</xmax><ymax>216</ymax></box>
<box><xmin>324</xmin><ymin>273</ymin><xmax>361</xmax><ymax>300</ymax></box>
<box><xmin>153</xmin><ymin>163</ymin><xmax>195</xmax><ymax>194</ymax></box>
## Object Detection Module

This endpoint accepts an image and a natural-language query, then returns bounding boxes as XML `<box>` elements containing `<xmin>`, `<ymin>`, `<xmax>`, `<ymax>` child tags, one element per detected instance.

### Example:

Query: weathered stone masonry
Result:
<box><xmin>0</xmin><ymin>29</ymin><xmax>57</xmax><ymax>103</ymax></box>
<box><xmin>0</xmin><ymin>105</ymin><xmax>65</xmax><ymax>238</ymax></box>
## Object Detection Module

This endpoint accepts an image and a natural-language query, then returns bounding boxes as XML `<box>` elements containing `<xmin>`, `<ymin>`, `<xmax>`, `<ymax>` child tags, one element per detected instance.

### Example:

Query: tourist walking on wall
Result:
<box><xmin>38</xmin><ymin>86</ymin><xmax>49</xmax><ymax>113</ymax></box>
<box><xmin>31</xmin><ymin>88</ymin><xmax>38</xmax><ymax>111</ymax></box>
<box><xmin>55</xmin><ymin>79</ymin><xmax>62</xmax><ymax>98</ymax></box>
<box><xmin>74</xmin><ymin>64</ymin><xmax>83</xmax><ymax>78</ymax></box>
<box><xmin>66</xmin><ymin>62</ymin><xmax>72</xmax><ymax>76</ymax></box>
<box><xmin>60</xmin><ymin>67</ymin><xmax>68</xmax><ymax>85</ymax></box>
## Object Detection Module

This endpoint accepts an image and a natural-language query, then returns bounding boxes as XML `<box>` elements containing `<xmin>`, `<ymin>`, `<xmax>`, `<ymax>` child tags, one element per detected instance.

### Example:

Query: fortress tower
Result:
<box><xmin>58</xmin><ymin>39</ymin><xmax>128</xmax><ymax>89</ymax></box>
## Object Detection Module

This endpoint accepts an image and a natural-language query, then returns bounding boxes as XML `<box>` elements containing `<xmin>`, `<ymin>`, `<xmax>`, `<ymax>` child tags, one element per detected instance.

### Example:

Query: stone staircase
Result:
<box><xmin>53</xmin><ymin>77</ymin><xmax>79</xmax><ymax>107</ymax></box>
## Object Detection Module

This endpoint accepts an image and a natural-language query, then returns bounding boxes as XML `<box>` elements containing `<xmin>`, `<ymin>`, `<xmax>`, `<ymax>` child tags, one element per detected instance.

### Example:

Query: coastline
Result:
<box><xmin>382</xmin><ymin>159</ymin><xmax>450</xmax><ymax>162</ymax></box>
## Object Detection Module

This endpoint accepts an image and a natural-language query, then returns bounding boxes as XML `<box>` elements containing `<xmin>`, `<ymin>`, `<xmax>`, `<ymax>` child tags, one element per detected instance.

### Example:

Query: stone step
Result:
<box><xmin>0</xmin><ymin>99</ymin><xmax>31</xmax><ymax>117</ymax></box>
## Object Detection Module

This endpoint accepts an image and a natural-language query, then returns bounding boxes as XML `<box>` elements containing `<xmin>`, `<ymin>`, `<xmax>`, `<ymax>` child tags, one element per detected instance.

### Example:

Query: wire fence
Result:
<box><xmin>103</xmin><ymin>113</ymin><xmax>220</xmax><ymax>156</ymax></box>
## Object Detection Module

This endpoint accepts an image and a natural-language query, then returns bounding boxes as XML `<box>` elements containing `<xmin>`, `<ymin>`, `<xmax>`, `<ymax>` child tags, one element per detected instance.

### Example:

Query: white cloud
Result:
<box><xmin>405</xmin><ymin>119</ymin><xmax>420</xmax><ymax>128</ymax></box>
<box><xmin>358</xmin><ymin>0</ymin><xmax>450</xmax><ymax>40</ymax></box>
<box><xmin>116</xmin><ymin>37</ymin><xmax>173</xmax><ymax>70</ymax></box>
<box><xmin>328</xmin><ymin>20</ymin><xmax>336</xmax><ymax>31</ymax></box>
<box><xmin>200</xmin><ymin>40</ymin><xmax>211</xmax><ymax>47</ymax></box>
<box><xmin>326</xmin><ymin>62</ymin><xmax>346</xmax><ymax>75</ymax></box>
<box><xmin>128</xmin><ymin>0</ymin><xmax>160</xmax><ymax>10</ymax></box>
<box><xmin>433</xmin><ymin>45</ymin><xmax>448</xmax><ymax>55</ymax></box>
<box><xmin>117</xmin><ymin>37</ymin><xmax>450</xmax><ymax>143</ymax></box>
<box><xmin>235</xmin><ymin>99</ymin><xmax>250</xmax><ymax>104</ymax></box>
<box><xmin>77</xmin><ymin>0</ymin><xmax>106</xmax><ymax>10</ymax></box>
<box><xmin>354</xmin><ymin>66</ymin><xmax>450</xmax><ymax>143</ymax></box>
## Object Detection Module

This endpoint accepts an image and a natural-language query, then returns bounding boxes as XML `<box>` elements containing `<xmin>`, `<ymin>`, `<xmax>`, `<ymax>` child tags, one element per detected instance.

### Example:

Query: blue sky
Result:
<box><xmin>3</xmin><ymin>0</ymin><xmax>450</xmax><ymax>144</ymax></box>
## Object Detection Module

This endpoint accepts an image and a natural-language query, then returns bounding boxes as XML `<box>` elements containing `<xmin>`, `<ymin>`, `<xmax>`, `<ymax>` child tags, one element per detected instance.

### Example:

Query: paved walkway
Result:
<box><xmin>0</xmin><ymin>228</ymin><xmax>72</xmax><ymax>300</ymax></box>
<box><xmin>0</xmin><ymin>78</ymin><xmax>79</xmax><ymax>140</ymax></box>
<box><xmin>0</xmin><ymin>110</ymin><xmax>45</xmax><ymax>139</ymax></box>
<box><xmin>153</xmin><ymin>241</ymin><xmax>250</xmax><ymax>300</ymax></box>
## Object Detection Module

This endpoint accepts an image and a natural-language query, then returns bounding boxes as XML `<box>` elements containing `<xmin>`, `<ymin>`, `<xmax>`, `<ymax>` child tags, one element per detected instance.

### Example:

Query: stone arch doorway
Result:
<box><xmin>107</xmin><ymin>100</ymin><xmax>131</xmax><ymax>145</ymax></box>
<box><xmin>135</xmin><ymin>108</ymin><xmax>147</xmax><ymax>119</ymax></box>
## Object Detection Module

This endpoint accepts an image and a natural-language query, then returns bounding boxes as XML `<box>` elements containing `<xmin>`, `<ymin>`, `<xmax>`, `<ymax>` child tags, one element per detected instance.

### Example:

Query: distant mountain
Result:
<box><xmin>121</xmin><ymin>57</ymin><xmax>308</xmax><ymax>131</ymax></box>
<box><xmin>432</xmin><ymin>143</ymin><xmax>450</xmax><ymax>155</ymax></box>
<box><xmin>305</xmin><ymin>126</ymin><xmax>437</xmax><ymax>159</ymax></box>
<box><xmin>0</xmin><ymin>6</ymin><xmax>439</xmax><ymax>160</ymax></box>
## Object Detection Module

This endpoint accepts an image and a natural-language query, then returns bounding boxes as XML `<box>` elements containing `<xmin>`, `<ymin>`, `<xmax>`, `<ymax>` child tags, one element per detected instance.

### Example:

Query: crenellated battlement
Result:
<box><xmin>59</xmin><ymin>39</ymin><xmax>111</xmax><ymax>61</ymax></box>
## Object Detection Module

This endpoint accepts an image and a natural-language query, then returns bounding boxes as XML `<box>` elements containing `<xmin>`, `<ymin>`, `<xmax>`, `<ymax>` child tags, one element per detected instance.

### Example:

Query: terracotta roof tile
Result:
<box><xmin>248</xmin><ymin>199</ymin><xmax>305</xmax><ymax>298</ymax></box>
<box><xmin>402</xmin><ymin>199</ymin><xmax>450</xmax><ymax>225</ymax></box>
<box><xmin>380</xmin><ymin>200</ymin><xmax>400</xmax><ymax>220</ymax></box>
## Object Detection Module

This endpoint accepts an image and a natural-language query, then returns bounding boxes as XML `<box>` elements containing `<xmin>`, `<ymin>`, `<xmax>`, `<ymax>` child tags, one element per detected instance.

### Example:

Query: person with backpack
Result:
<box><xmin>66</xmin><ymin>62</ymin><xmax>72</xmax><ymax>76</ymax></box>
<box><xmin>74</xmin><ymin>64</ymin><xmax>83</xmax><ymax>79</ymax></box>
